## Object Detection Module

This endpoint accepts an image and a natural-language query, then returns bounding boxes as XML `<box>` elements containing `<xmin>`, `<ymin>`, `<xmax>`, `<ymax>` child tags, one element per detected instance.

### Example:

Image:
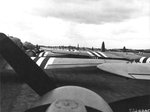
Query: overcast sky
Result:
<box><xmin>0</xmin><ymin>0</ymin><xmax>150</xmax><ymax>49</ymax></box>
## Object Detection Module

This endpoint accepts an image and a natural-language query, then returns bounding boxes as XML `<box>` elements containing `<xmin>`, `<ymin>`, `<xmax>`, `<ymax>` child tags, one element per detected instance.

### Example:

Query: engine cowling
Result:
<box><xmin>32</xmin><ymin>86</ymin><xmax>113</xmax><ymax>112</ymax></box>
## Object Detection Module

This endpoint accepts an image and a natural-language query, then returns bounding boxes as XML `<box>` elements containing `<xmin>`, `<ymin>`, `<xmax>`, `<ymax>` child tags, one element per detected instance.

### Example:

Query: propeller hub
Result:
<box><xmin>46</xmin><ymin>99</ymin><xmax>87</xmax><ymax>112</ymax></box>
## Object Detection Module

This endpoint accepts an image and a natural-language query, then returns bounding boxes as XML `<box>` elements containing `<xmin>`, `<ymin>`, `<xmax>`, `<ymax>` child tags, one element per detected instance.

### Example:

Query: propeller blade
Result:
<box><xmin>0</xmin><ymin>33</ymin><xmax>57</xmax><ymax>96</ymax></box>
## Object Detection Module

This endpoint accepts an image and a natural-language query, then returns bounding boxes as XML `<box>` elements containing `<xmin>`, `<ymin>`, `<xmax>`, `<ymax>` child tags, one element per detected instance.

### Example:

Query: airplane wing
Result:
<box><xmin>30</xmin><ymin>57</ymin><xmax>129</xmax><ymax>69</ymax></box>
<box><xmin>37</xmin><ymin>50</ymin><xmax>92</xmax><ymax>58</ymax></box>
<box><xmin>97</xmin><ymin>63</ymin><xmax>150</xmax><ymax>80</ymax></box>
<box><xmin>40</xmin><ymin>48</ymin><xmax>109</xmax><ymax>59</ymax></box>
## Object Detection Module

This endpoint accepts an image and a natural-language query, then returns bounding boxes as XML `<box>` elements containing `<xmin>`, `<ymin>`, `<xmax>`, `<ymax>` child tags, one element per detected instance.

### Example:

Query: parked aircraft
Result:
<box><xmin>39</xmin><ymin>49</ymin><xmax>108</xmax><ymax>58</ymax></box>
<box><xmin>0</xmin><ymin>33</ymin><xmax>150</xmax><ymax>112</ymax></box>
<box><xmin>40</xmin><ymin>46</ymin><xmax>107</xmax><ymax>58</ymax></box>
<box><xmin>26</xmin><ymin>49</ymin><xmax>93</xmax><ymax>58</ymax></box>
<box><xmin>31</xmin><ymin>45</ymin><xmax>150</xmax><ymax>64</ymax></box>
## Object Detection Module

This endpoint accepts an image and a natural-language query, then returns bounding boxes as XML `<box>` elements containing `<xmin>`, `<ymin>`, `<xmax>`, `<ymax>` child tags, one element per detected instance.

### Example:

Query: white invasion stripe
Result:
<box><xmin>44</xmin><ymin>52</ymin><xmax>49</xmax><ymax>56</ymax></box>
<box><xmin>36</xmin><ymin>57</ymin><xmax>45</xmax><ymax>66</ymax></box>
<box><xmin>31</xmin><ymin>57</ymin><xmax>36</xmax><ymax>60</ymax></box>
<box><xmin>132</xmin><ymin>75</ymin><xmax>150</xmax><ymax>80</ymax></box>
<box><xmin>98</xmin><ymin>51</ymin><xmax>107</xmax><ymax>57</ymax></box>
<box><xmin>44</xmin><ymin>58</ymin><xmax>55</xmax><ymax>69</ymax></box>
<box><xmin>93</xmin><ymin>51</ymin><xmax>101</xmax><ymax>57</ymax></box>
<box><xmin>87</xmin><ymin>51</ymin><xmax>94</xmax><ymax>56</ymax></box>
<box><xmin>146</xmin><ymin>57</ymin><xmax>150</xmax><ymax>63</ymax></box>
<box><xmin>139</xmin><ymin>57</ymin><xmax>146</xmax><ymax>63</ymax></box>
<box><xmin>39</xmin><ymin>52</ymin><xmax>44</xmax><ymax>57</ymax></box>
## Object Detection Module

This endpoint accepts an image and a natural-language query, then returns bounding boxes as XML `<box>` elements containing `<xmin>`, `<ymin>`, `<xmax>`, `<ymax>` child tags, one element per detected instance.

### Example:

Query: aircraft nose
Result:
<box><xmin>46</xmin><ymin>99</ymin><xmax>87</xmax><ymax>112</ymax></box>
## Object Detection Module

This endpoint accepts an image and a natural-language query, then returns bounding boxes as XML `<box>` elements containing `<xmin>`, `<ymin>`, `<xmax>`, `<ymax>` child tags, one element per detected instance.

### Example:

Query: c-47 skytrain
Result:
<box><xmin>0</xmin><ymin>33</ymin><xmax>150</xmax><ymax>112</ymax></box>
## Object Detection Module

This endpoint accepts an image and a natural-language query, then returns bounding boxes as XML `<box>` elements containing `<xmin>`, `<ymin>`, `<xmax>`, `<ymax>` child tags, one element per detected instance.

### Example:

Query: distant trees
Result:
<box><xmin>1</xmin><ymin>35</ymin><xmax>24</xmax><ymax>69</ymax></box>
<box><xmin>8</xmin><ymin>36</ymin><xmax>24</xmax><ymax>50</ymax></box>
<box><xmin>101</xmin><ymin>41</ymin><xmax>105</xmax><ymax>52</ymax></box>
<box><xmin>23</xmin><ymin>41</ymin><xmax>35</xmax><ymax>50</ymax></box>
<box><xmin>7</xmin><ymin>35</ymin><xmax>36</xmax><ymax>51</ymax></box>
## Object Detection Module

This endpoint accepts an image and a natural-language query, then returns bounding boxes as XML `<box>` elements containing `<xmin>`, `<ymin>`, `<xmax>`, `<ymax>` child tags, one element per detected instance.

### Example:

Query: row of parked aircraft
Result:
<box><xmin>0</xmin><ymin>33</ymin><xmax>150</xmax><ymax>112</ymax></box>
<box><xmin>37</xmin><ymin>50</ymin><xmax>108</xmax><ymax>58</ymax></box>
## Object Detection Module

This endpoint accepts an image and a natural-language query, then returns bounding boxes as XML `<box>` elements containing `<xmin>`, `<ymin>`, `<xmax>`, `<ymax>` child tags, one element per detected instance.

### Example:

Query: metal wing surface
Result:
<box><xmin>97</xmin><ymin>63</ymin><xmax>150</xmax><ymax>80</ymax></box>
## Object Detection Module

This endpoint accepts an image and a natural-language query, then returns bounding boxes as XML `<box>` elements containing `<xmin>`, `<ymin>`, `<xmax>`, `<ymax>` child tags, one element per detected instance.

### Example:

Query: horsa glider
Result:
<box><xmin>0</xmin><ymin>33</ymin><xmax>150</xmax><ymax>112</ymax></box>
<box><xmin>28</xmin><ymin>45</ymin><xmax>107</xmax><ymax>59</ymax></box>
<box><xmin>36</xmin><ymin>48</ymin><xmax>108</xmax><ymax>59</ymax></box>
<box><xmin>34</xmin><ymin>45</ymin><xmax>132</xmax><ymax>60</ymax></box>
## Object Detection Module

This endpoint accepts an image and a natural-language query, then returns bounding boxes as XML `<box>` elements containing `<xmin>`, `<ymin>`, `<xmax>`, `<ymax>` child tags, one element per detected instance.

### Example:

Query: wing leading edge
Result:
<box><xmin>97</xmin><ymin>63</ymin><xmax>150</xmax><ymax>80</ymax></box>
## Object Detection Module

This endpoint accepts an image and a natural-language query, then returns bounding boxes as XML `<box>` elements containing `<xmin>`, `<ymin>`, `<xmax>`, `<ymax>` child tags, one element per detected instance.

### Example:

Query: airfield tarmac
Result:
<box><xmin>1</xmin><ymin>52</ymin><xmax>150</xmax><ymax>112</ymax></box>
